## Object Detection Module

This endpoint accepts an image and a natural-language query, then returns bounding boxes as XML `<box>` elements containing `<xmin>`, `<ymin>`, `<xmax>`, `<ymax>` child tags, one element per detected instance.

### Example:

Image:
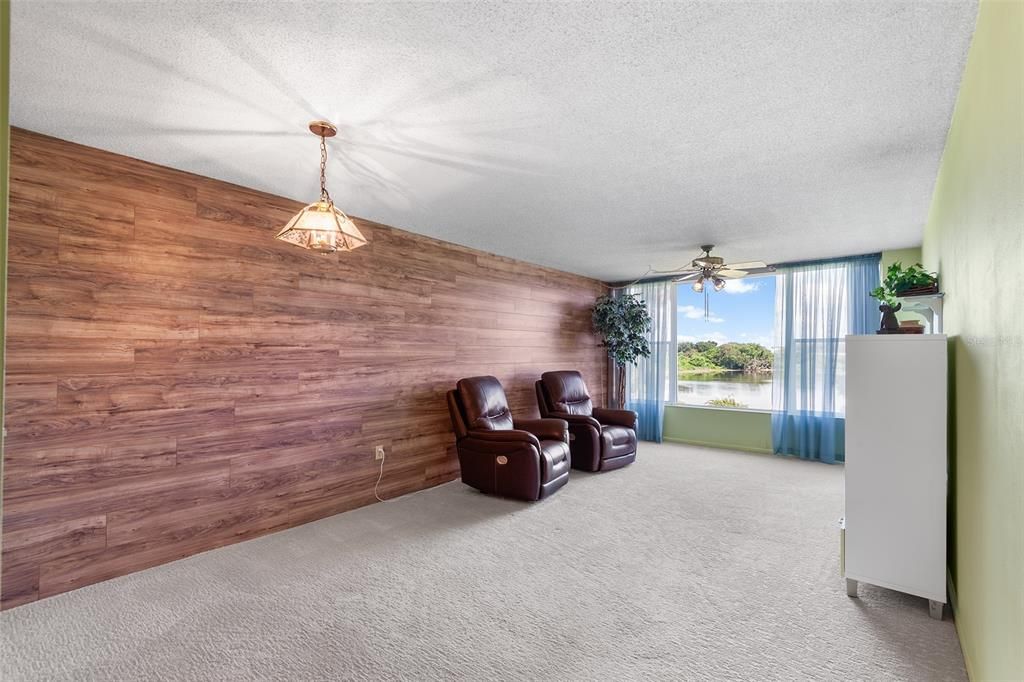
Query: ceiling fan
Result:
<box><xmin>657</xmin><ymin>244</ymin><xmax>771</xmax><ymax>293</ymax></box>
<box><xmin>653</xmin><ymin>245</ymin><xmax>773</xmax><ymax>321</ymax></box>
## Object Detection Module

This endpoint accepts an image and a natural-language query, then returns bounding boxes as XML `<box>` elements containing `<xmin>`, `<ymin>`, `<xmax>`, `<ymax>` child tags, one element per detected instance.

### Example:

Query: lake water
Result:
<box><xmin>678</xmin><ymin>372</ymin><xmax>773</xmax><ymax>410</ymax></box>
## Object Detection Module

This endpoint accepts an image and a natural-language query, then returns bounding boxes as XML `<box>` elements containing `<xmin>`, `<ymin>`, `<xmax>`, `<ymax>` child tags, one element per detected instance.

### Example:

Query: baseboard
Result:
<box><xmin>947</xmin><ymin>568</ymin><xmax>976</xmax><ymax>681</ymax></box>
<box><xmin>662</xmin><ymin>437</ymin><xmax>772</xmax><ymax>455</ymax></box>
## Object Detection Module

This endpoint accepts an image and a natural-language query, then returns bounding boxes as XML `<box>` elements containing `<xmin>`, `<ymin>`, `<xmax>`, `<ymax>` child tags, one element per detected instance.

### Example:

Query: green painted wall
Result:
<box><xmin>663</xmin><ymin>405</ymin><xmax>772</xmax><ymax>454</ymax></box>
<box><xmin>663</xmin><ymin>405</ymin><xmax>846</xmax><ymax>460</ymax></box>
<box><xmin>921</xmin><ymin>1</ymin><xmax>1023</xmax><ymax>678</ymax></box>
<box><xmin>880</xmin><ymin>247</ymin><xmax>923</xmax><ymax>272</ymax></box>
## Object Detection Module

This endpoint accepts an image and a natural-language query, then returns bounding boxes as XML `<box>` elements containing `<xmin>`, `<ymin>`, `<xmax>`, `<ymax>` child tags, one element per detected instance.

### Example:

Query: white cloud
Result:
<box><xmin>678</xmin><ymin>305</ymin><xmax>702</xmax><ymax>319</ymax></box>
<box><xmin>738</xmin><ymin>332</ymin><xmax>775</xmax><ymax>346</ymax></box>
<box><xmin>722</xmin><ymin>279</ymin><xmax>760</xmax><ymax>294</ymax></box>
<box><xmin>678</xmin><ymin>305</ymin><xmax>724</xmax><ymax>323</ymax></box>
<box><xmin>679</xmin><ymin>331</ymin><xmax>731</xmax><ymax>344</ymax></box>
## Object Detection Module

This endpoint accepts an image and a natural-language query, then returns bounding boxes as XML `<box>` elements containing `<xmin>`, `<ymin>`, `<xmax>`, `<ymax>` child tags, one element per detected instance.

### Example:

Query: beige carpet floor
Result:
<box><xmin>0</xmin><ymin>442</ymin><xmax>966</xmax><ymax>681</ymax></box>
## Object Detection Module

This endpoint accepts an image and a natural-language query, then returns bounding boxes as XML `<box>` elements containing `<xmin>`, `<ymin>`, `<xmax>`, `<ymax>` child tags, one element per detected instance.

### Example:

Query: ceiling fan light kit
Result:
<box><xmin>666</xmin><ymin>245</ymin><xmax>771</xmax><ymax>320</ymax></box>
<box><xmin>276</xmin><ymin>120</ymin><xmax>368</xmax><ymax>254</ymax></box>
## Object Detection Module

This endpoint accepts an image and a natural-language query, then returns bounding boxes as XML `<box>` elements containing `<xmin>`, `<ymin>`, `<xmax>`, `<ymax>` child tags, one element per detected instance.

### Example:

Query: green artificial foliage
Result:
<box><xmin>592</xmin><ymin>294</ymin><xmax>651</xmax><ymax>365</ymax></box>
<box><xmin>870</xmin><ymin>261</ymin><xmax>938</xmax><ymax>306</ymax></box>
<box><xmin>592</xmin><ymin>293</ymin><xmax>652</xmax><ymax>408</ymax></box>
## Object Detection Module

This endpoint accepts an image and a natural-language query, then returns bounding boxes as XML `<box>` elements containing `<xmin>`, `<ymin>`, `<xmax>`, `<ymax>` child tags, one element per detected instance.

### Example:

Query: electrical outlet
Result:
<box><xmin>374</xmin><ymin>445</ymin><xmax>386</xmax><ymax>461</ymax></box>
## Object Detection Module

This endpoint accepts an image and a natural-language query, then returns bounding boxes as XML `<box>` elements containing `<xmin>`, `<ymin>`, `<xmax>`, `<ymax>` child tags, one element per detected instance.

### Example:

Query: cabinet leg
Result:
<box><xmin>929</xmin><ymin>600</ymin><xmax>944</xmax><ymax>620</ymax></box>
<box><xmin>846</xmin><ymin>578</ymin><xmax>858</xmax><ymax>598</ymax></box>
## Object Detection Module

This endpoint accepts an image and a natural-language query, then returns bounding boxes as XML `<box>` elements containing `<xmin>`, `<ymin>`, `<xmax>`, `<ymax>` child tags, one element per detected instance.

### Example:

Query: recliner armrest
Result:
<box><xmin>465</xmin><ymin>428</ymin><xmax>541</xmax><ymax>449</ymax></box>
<box><xmin>551</xmin><ymin>412</ymin><xmax>602</xmax><ymax>430</ymax></box>
<box><xmin>514</xmin><ymin>418</ymin><xmax>569</xmax><ymax>443</ymax></box>
<box><xmin>593</xmin><ymin>407</ymin><xmax>638</xmax><ymax>429</ymax></box>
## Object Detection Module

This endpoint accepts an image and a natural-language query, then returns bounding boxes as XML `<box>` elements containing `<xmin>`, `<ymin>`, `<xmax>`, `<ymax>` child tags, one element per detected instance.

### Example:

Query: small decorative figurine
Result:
<box><xmin>878</xmin><ymin>302</ymin><xmax>902</xmax><ymax>333</ymax></box>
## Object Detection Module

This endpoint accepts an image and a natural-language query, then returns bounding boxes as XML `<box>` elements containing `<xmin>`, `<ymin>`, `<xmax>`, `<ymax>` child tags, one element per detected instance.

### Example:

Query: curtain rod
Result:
<box><xmin>608</xmin><ymin>252</ymin><xmax>881</xmax><ymax>289</ymax></box>
<box><xmin>771</xmin><ymin>252</ymin><xmax>881</xmax><ymax>270</ymax></box>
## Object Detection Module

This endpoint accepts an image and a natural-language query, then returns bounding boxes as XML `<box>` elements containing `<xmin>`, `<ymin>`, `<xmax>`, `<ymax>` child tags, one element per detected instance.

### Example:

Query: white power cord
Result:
<box><xmin>373</xmin><ymin>450</ymin><xmax>386</xmax><ymax>502</ymax></box>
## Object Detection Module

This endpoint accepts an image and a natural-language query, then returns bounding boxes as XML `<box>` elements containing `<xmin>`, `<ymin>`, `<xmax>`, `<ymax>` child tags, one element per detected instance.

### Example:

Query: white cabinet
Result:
<box><xmin>844</xmin><ymin>334</ymin><xmax>947</xmax><ymax>619</ymax></box>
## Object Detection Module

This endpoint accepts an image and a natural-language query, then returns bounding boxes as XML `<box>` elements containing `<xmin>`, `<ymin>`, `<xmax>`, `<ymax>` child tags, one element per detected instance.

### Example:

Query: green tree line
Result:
<box><xmin>678</xmin><ymin>341</ymin><xmax>773</xmax><ymax>374</ymax></box>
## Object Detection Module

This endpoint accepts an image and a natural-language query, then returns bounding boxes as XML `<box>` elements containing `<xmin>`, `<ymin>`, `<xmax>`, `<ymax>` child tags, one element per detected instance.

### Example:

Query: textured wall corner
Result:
<box><xmin>921</xmin><ymin>0</ymin><xmax>1024</xmax><ymax>678</ymax></box>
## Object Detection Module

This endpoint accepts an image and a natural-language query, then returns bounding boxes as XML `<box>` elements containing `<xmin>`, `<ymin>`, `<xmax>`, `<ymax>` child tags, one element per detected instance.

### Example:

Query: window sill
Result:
<box><xmin>666</xmin><ymin>403</ymin><xmax>773</xmax><ymax>415</ymax></box>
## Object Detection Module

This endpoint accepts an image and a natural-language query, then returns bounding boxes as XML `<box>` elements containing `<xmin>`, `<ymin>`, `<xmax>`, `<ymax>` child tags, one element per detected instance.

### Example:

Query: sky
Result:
<box><xmin>677</xmin><ymin>275</ymin><xmax>776</xmax><ymax>347</ymax></box>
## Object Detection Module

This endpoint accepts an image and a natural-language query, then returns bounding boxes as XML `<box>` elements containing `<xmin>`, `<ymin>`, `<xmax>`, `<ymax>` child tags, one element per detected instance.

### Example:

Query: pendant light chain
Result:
<box><xmin>319</xmin><ymin>134</ymin><xmax>332</xmax><ymax>205</ymax></box>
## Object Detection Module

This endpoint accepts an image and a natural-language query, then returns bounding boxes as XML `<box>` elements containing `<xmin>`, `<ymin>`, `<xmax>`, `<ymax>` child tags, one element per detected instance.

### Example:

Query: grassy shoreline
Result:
<box><xmin>678</xmin><ymin>368</ymin><xmax>773</xmax><ymax>376</ymax></box>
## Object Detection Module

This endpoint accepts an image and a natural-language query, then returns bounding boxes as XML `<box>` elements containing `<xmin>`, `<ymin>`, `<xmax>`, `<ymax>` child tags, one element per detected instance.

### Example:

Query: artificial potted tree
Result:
<box><xmin>592</xmin><ymin>293</ymin><xmax>652</xmax><ymax>409</ymax></box>
<box><xmin>870</xmin><ymin>262</ymin><xmax>938</xmax><ymax>333</ymax></box>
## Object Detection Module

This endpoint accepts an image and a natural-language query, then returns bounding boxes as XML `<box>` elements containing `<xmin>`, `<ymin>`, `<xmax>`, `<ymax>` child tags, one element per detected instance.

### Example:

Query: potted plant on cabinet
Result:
<box><xmin>884</xmin><ymin>262</ymin><xmax>939</xmax><ymax>297</ymax></box>
<box><xmin>592</xmin><ymin>293</ymin><xmax>651</xmax><ymax>409</ymax></box>
<box><xmin>870</xmin><ymin>262</ymin><xmax>939</xmax><ymax>333</ymax></box>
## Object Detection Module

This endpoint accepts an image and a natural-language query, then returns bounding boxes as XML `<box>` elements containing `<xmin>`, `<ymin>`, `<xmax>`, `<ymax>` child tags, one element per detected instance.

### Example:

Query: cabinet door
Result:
<box><xmin>845</xmin><ymin>335</ymin><xmax>947</xmax><ymax>601</ymax></box>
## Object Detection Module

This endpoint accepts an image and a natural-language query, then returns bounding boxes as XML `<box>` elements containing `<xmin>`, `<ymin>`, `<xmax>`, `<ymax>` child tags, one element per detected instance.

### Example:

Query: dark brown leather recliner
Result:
<box><xmin>536</xmin><ymin>370</ymin><xmax>638</xmax><ymax>472</ymax></box>
<box><xmin>447</xmin><ymin>376</ymin><xmax>571</xmax><ymax>501</ymax></box>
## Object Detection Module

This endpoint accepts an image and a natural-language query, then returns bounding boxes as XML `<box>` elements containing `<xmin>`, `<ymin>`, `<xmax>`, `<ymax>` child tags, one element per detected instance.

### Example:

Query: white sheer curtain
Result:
<box><xmin>771</xmin><ymin>254</ymin><xmax>879</xmax><ymax>462</ymax></box>
<box><xmin>625</xmin><ymin>281</ymin><xmax>677</xmax><ymax>441</ymax></box>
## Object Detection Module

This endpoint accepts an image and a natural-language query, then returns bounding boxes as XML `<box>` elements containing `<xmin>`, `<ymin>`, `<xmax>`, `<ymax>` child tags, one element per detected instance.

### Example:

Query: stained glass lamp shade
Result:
<box><xmin>276</xmin><ymin>200</ymin><xmax>367</xmax><ymax>253</ymax></box>
<box><xmin>277</xmin><ymin>120</ymin><xmax>368</xmax><ymax>254</ymax></box>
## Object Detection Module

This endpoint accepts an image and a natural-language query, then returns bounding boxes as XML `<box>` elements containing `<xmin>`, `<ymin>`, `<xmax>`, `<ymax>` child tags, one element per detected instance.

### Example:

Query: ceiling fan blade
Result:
<box><xmin>718</xmin><ymin>269</ymin><xmax>749</xmax><ymax>278</ymax></box>
<box><xmin>652</xmin><ymin>266</ymin><xmax>699</xmax><ymax>275</ymax></box>
<box><xmin>725</xmin><ymin>261</ymin><xmax>767</xmax><ymax>271</ymax></box>
<box><xmin>738</xmin><ymin>266</ymin><xmax>778</xmax><ymax>276</ymax></box>
<box><xmin>674</xmin><ymin>272</ymin><xmax>702</xmax><ymax>282</ymax></box>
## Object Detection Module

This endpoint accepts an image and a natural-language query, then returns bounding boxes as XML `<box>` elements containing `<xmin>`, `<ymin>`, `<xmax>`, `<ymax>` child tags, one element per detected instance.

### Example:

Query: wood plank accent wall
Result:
<box><xmin>1</xmin><ymin>128</ymin><xmax>607</xmax><ymax>608</ymax></box>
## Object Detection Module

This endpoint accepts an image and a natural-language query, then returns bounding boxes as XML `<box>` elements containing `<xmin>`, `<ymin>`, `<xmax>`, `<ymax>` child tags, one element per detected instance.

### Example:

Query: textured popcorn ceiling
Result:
<box><xmin>10</xmin><ymin>1</ymin><xmax>976</xmax><ymax>282</ymax></box>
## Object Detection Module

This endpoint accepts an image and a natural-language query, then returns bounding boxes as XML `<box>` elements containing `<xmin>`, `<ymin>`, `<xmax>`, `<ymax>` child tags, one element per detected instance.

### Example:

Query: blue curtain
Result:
<box><xmin>625</xmin><ymin>281</ymin><xmax>677</xmax><ymax>442</ymax></box>
<box><xmin>771</xmin><ymin>254</ymin><xmax>880</xmax><ymax>463</ymax></box>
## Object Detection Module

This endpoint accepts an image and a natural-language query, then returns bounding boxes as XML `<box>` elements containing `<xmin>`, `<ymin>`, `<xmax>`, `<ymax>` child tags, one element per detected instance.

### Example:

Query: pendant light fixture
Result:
<box><xmin>276</xmin><ymin>120</ymin><xmax>368</xmax><ymax>253</ymax></box>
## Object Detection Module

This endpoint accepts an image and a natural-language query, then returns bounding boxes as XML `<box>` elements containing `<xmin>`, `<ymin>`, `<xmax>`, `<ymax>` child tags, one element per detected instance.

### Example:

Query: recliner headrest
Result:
<box><xmin>540</xmin><ymin>370</ymin><xmax>593</xmax><ymax>416</ymax></box>
<box><xmin>456</xmin><ymin>376</ymin><xmax>514</xmax><ymax>431</ymax></box>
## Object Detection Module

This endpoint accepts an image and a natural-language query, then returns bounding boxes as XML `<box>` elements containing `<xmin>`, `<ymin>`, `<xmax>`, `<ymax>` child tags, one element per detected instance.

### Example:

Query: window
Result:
<box><xmin>772</xmin><ymin>261</ymin><xmax>865</xmax><ymax>418</ymax></box>
<box><xmin>676</xmin><ymin>276</ymin><xmax>776</xmax><ymax>410</ymax></box>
